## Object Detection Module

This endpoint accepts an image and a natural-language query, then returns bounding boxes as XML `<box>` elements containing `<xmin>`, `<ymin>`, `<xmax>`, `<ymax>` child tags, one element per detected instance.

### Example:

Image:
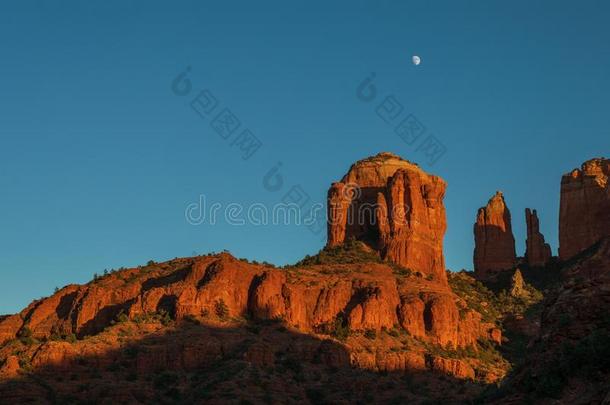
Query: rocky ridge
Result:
<box><xmin>2</xmin><ymin>153</ymin><xmax>610</xmax><ymax>404</ymax></box>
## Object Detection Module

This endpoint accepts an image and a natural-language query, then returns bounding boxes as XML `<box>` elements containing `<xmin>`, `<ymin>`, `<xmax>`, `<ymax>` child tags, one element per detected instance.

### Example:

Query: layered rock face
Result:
<box><xmin>525</xmin><ymin>208</ymin><xmax>552</xmax><ymax>267</ymax></box>
<box><xmin>559</xmin><ymin>158</ymin><xmax>610</xmax><ymax>261</ymax></box>
<box><xmin>327</xmin><ymin>152</ymin><xmax>448</xmax><ymax>283</ymax></box>
<box><xmin>0</xmin><ymin>254</ymin><xmax>497</xmax><ymax>352</ymax></box>
<box><xmin>473</xmin><ymin>192</ymin><xmax>517</xmax><ymax>279</ymax></box>
<box><xmin>0</xmin><ymin>251</ymin><xmax>505</xmax><ymax>401</ymax></box>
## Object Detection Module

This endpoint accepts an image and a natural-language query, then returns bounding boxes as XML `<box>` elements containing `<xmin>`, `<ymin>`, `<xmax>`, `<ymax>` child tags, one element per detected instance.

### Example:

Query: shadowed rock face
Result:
<box><xmin>559</xmin><ymin>158</ymin><xmax>610</xmax><ymax>261</ymax></box>
<box><xmin>500</xmin><ymin>237</ymin><xmax>610</xmax><ymax>403</ymax></box>
<box><xmin>0</xmin><ymin>317</ymin><xmax>490</xmax><ymax>404</ymax></box>
<box><xmin>326</xmin><ymin>152</ymin><xmax>448</xmax><ymax>283</ymax></box>
<box><xmin>525</xmin><ymin>208</ymin><xmax>552</xmax><ymax>267</ymax></box>
<box><xmin>473</xmin><ymin>191</ymin><xmax>517</xmax><ymax>279</ymax></box>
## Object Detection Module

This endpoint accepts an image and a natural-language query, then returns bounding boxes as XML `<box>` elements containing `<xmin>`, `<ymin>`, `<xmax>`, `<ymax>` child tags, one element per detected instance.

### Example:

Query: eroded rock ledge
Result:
<box><xmin>0</xmin><ymin>253</ymin><xmax>500</xmax><ymax>379</ymax></box>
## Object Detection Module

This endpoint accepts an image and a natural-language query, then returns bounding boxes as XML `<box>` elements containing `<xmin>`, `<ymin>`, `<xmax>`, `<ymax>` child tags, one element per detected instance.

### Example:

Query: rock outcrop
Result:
<box><xmin>473</xmin><ymin>191</ymin><xmax>517</xmax><ymax>279</ymax></box>
<box><xmin>327</xmin><ymin>152</ymin><xmax>448</xmax><ymax>283</ymax></box>
<box><xmin>0</xmin><ymin>152</ymin><xmax>512</xmax><ymax>403</ymax></box>
<box><xmin>0</xmin><ymin>254</ymin><xmax>496</xmax><ymax>350</ymax></box>
<box><xmin>559</xmin><ymin>158</ymin><xmax>610</xmax><ymax>261</ymax></box>
<box><xmin>0</xmin><ymin>251</ymin><xmax>503</xmax><ymax>396</ymax></box>
<box><xmin>525</xmin><ymin>209</ymin><xmax>552</xmax><ymax>267</ymax></box>
<box><xmin>430</xmin><ymin>357</ymin><xmax>475</xmax><ymax>380</ymax></box>
<box><xmin>500</xmin><ymin>237</ymin><xmax>610</xmax><ymax>403</ymax></box>
<box><xmin>509</xmin><ymin>269</ymin><xmax>525</xmax><ymax>298</ymax></box>
<box><xmin>0</xmin><ymin>356</ymin><xmax>19</xmax><ymax>379</ymax></box>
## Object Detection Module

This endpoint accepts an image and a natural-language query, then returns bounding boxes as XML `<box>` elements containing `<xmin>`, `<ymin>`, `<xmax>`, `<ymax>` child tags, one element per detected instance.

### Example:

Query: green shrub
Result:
<box><xmin>291</xmin><ymin>238</ymin><xmax>382</xmax><ymax>267</ymax></box>
<box><xmin>391</xmin><ymin>266</ymin><xmax>413</xmax><ymax>277</ymax></box>
<box><xmin>18</xmin><ymin>355</ymin><xmax>32</xmax><ymax>372</ymax></box>
<box><xmin>215</xmin><ymin>299</ymin><xmax>229</xmax><ymax>320</ymax></box>
<box><xmin>387</xmin><ymin>328</ymin><xmax>400</xmax><ymax>338</ymax></box>
<box><xmin>17</xmin><ymin>327</ymin><xmax>36</xmax><ymax>345</ymax></box>
<box><xmin>115</xmin><ymin>310</ymin><xmax>129</xmax><ymax>323</ymax></box>
<box><xmin>331</xmin><ymin>315</ymin><xmax>350</xmax><ymax>342</ymax></box>
<box><xmin>158</xmin><ymin>309</ymin><xmax>173</xmax><ymax>326</ymax></box>
<box><xmin>364</xmin><ymin>329</ymin><xmax>377</xmax><ymax>340</ymax></box>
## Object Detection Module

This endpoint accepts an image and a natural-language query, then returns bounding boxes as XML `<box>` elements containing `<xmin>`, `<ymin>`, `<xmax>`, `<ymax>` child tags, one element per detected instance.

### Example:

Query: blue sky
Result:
<box><xmin>1</xmin><ymin>1</ymin><xmax>609</xmax><ymax>313</ymax></box>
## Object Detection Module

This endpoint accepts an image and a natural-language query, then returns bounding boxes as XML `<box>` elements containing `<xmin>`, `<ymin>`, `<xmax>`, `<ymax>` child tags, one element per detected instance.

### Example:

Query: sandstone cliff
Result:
<box><xmin>474</xmin><ymin>192</ymin><xmax>517</xmax><ymax>279</ymax></box>
<box><xmin>559</xmin><ymin>158</ymin><xmax>610</xmax><ymax>261</ymax></box>
<box><xmin>0</xmin><ymin>253</ymin><xmax>499</xmax><ymax>352</ymax></box>
<box><xmin>327</xmin><ymin>152</ymin><xmax>448</xmax><ymax>284</ymax></box>
<box><xmin>1</xmin><ymin>147</ymin><xmax>514</xmax><ymax>402</ymax></box>
<box><xmin>0</xmin><ymin>248</ymin><xmax>508</xmax><ymax>405</ymax></box>
<box><xmin>14</xmin><ymin>151</ymin><xmax>610</xmax><ymax>403</ymax></box>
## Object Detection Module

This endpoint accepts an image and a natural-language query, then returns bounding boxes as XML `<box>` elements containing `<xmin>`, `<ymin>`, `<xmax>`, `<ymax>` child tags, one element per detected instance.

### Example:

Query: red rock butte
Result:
<box><xmin>3</xmin><ymin>153</ymin><xmax>610</xmax><ymax>403</ymax></box>
<box><xmin>559</xmin><ymin>157</ymin><xmax>610</xmax><ymax>261</ymax></box>
<box><xmin>473</xmin><ymin>191</ymin><xmax>517</xmax><ymax>279</ymax></box>
<box><xmin>0</xmin><ymin>152</ymin><xmax>503</xmax><ymax>385</ymax></box>
<box><xmin>326</xmin><ymin>152</ymin><xmax>448</xmax><ymax>284</ymax></box>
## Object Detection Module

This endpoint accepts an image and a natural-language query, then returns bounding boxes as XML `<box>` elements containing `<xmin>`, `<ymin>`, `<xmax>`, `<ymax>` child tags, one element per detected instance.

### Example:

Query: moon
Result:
<box><xmin>412</xmin><ymin>55</ymin><xmax>421</xmax><ymax>66</ymax></box>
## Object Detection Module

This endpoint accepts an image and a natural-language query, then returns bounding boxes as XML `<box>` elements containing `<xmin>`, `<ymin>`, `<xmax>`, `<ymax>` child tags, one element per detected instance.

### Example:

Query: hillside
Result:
<box><xmin>1</xmin><ymin>153</ymin><xmax>609</xmax><ymax>404</ymax></box>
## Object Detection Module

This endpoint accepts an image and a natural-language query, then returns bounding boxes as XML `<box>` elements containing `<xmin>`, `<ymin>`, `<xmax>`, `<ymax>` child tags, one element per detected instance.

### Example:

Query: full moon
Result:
<box><xmin>412</xmin><ymin>55</ymin><xmax>421</xmax><ymax>66</ymax></box>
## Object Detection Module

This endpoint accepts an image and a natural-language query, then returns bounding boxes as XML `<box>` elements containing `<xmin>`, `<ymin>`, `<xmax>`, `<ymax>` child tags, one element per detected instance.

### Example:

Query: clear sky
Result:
<box><xmin>1</xmin><ymin>1</ymin><xmax>609</xmax><ymax>313</ymax></box>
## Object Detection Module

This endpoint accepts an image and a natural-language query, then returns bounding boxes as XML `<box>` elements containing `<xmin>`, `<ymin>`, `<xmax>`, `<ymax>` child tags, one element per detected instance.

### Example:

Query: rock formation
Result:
<box><xmin>501</xmin><ymin>237</ymin><xmax>610</xmax><ymax>403</ymax></box>
<box><xmin>0</xmin><ymin>249</ymin><xmax>506</xmax><ymax>405</ymax></box>
<box><xmin>473</xmin><ymin>191</ymin><xmax>517</xmax><ymax>279</ymax></box>
<box><xmin>0</xmin><ymin>152</ymin><xmax>526</xmax><ymax>403</ymax></box>
<box><xmin>509</xmin><ymin>269</ymin><xmax>525</xmax><ymax>297</ymax></box>
<box><xmin>0</xmin><ymin>253</ymin><xmax>498</xmax><ymax>351</ymax></box>
<box><xmin>0</xmin><ymin>153</ymin><xmax>506</xmax><ymax>395</ymax></box>
<box><xmin>559</xmin><ymin>158</ymin><xmax>610</xmax><ymax>261</ymax></box>
<box><xmin>525</xmin><ymin>208</ymin><xmax>552</xmax><ymax>267</ymax></box>
<box><xmin>326</xmin><ymin>152</ymin><xmax>448</xmax><ymax>283</ymax></box>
